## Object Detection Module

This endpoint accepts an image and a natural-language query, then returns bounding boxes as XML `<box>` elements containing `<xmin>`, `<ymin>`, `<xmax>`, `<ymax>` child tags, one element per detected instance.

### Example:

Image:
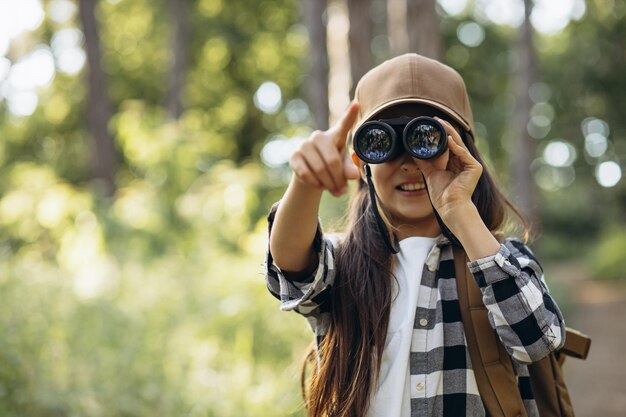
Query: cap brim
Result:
<box><xmin>358</xmin><ymin>98</ymin><xmax>471</xmax><ymax>133</ymax></box>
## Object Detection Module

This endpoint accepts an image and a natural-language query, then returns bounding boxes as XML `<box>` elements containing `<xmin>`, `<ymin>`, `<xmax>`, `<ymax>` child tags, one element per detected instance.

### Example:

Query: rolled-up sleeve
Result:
<box><xmin>467</xmin><ymin>238</ymin><xmax>566</xmax><ymax>364</ymax></box>
<box><xmin>264</xmin><ymin>203</ymin><xmax>337</xmax><ymax>323</ymax></box>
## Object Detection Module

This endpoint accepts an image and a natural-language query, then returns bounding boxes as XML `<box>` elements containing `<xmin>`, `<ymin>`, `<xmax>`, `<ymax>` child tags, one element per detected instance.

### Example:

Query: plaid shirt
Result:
<box><xmin>264</xmin><ymin>205</ymin><xmax>566</xmax><ymax>417</ymax></box>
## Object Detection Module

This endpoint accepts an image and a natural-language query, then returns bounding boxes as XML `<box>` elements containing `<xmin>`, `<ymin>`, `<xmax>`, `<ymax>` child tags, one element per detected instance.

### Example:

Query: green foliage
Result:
<box><xmin>0</xmin><ymin>0</ymin><xmax>312</xmax><ymax>415</ymax></box>
<box><xmin>0</xmin><ymin>155</ymin><xmax>310</xmax><ymax>415</ymax></box>
<box><xmin>588</xmin><ymin>227</ymin><xmax>626</xmax><ymax>281</ymax></box>
<box><xmin>0</xmin><ymin>224</ymin><xmax>312</xmax><ymax>416</ymax></box>
<box><xmin>534</xmin><ymin>0</ymin><xmax>626</xmax><ymax>264</ymax></box>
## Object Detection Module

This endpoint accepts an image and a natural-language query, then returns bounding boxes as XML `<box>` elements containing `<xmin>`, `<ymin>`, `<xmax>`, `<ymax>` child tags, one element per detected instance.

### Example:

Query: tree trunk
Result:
<box><xmin>346</xmin><ymin>0</ymin><xmax>373</xmax><ymax>96</ymax></box>
<box><xmin>511</xmin><ymin>0</ymin><xmax>539</xmax><ymax>226</ymax></box>
<box><xmin>302</xmin><ymin>0</ymin><xmax>330</xmax><ymax>130</ymax></box>
<box><xmin>166</xmin><ymin>0</ymin><xmax>189</xmax><ymax>120</ymax></box>
<box><xmin>406</xmin><ymin>0</ymin><xmax>441</xmax><ymax>59</ymax></box>
<box><xmin>78</xmin><ymin>0</ymin><xmax>117</xmax><ymax>195</ymax></box>
<box><xmin>387</xmin><ymin>0</ymin><xmax>408</xmax><ymax>55</ymax></box>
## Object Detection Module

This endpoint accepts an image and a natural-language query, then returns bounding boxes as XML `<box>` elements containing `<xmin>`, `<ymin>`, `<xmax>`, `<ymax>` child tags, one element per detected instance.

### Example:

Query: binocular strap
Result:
<box><xmin>364</xmin><ymin>165</ymin><xmax>399</xmax><ymax>254</ymax></box>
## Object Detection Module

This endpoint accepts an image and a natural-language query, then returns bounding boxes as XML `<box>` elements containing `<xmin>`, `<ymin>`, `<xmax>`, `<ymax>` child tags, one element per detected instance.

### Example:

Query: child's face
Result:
<box><xmin>359</xmin><ymin>104</ymin><xmax>456</xmax><ymax>238</ymax></box>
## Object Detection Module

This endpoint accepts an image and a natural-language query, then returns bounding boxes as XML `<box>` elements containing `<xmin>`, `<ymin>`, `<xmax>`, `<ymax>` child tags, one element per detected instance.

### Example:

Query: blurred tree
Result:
<box><xmin>302</xmin><ymin>0</ymin><xmax>329</xmax><ymax>129</ymax></box>
<box><xmin>387</xmin><ymin>0</ymin><xmax>442</xmax><ymax>59</ymax></box>
<box><xmin>510</xmin><ymin>0</ymin><xmax>539</xmax><ymax>226</ymax></box>
<box><xmin>407</xmin><ymin>0</ymin><xmax>441</xmax><ymax>59</ymax></box>
<box><xmin>347</xmin><ymin>0</ymin><xmax>373</xmax><ymax>96</ymax></box>
<box><xmin>79</xmin><ymin>0</ymin><xmax>118</xmax><ymax>195</ymax></box>
<box><xmin>166</xmin><ymin>0</ymin><xmax>189</xmax><ymax>119</ymax></box>
<box><xmin>387</xmin><ymin>0</ymin><xmax>409</xmax><ymax>55</ymax></box>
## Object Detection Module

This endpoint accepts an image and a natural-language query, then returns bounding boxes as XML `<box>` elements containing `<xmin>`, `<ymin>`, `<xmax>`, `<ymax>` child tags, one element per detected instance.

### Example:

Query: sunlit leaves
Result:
<box><xmin>112</xmin><ymin>181</ymin><xmax>164</xmax><ymax>231</ymax></box>
<box><xmin>100</xmin><ymin>0</ymin><xmax>169</xmax><ymax>104</ymax></box>
<box><xmin>0</xmin><ymin>159</ymin><xmax>308</xmax><ymax>416</ymax></box>
<box><xmin>174</xmin><ymin>160</ymin><xmax>264</xmax><ymax>243</ymax></box>
<box><xmin>200</xmin><ymin>36</ymin><xmax>231</xmax><ymax>71</ymax></box>
<box><xmin>218</xmin><ymin>94</ymin><xmax>248</xmax><ymax>127</ymax></box>
<box><xmin>250</xmin><ymin>33</ymin><xmax>282</xmax><ymax>73</ymax></box>
<box><xmin>0</xmin><ymin>0</ymin><xmax>310</xmax><ymax>415</ymax></box>
<box><xmin>198</xmin><ymin>0</ymin><xmax>223</xmax><ymax>18</ymax></box>
<box><xmin>42</xmin><ymin>93</ymin><xmax>71</xmax><ymax>124</ymax></box>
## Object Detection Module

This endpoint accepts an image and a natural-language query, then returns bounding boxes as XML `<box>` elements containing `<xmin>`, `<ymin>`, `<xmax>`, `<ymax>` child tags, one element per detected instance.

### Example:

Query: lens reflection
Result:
<box><xmin>405</xmin><ymin>122</ymin><xmax>443</xmax><ymax>158</ymax></box>
<box><xmin>357</xmin><ymin>127</ymin><xmax>393</xmax><ymax>161</ymax></box>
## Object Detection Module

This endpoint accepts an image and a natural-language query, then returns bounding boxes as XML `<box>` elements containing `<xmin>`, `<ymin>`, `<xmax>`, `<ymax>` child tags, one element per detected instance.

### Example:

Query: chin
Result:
<box><xmin>399</xmin><ymin>206</ymin><xmax>434</xmax><ymax>220</ymax></box>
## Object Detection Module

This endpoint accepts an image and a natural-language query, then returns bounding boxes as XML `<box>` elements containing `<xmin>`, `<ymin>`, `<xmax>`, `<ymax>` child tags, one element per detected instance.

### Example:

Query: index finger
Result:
<box><xmin>332</xmin><ymin>101</ymin><xmax>360</xmax><ymax>150</ymax></box>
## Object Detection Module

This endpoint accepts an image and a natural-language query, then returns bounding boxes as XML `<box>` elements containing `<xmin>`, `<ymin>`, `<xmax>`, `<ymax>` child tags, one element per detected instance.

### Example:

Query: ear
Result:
<box><xmin>351</xmin><ymin>151</ymin><xmax>360</xmax><ymax>167</ymax></box>
<box><xmin>351</xmin><ymin>152</ymin><xmax>367</xmax><ymax>180</ymax></box>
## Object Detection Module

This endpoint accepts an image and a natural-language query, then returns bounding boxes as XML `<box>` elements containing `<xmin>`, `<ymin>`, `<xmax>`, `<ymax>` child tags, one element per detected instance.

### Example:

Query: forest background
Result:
<box><xmin>0</xmin><ymin>0</ymin><xmax>625</xmax><ymax>415</ymax></box>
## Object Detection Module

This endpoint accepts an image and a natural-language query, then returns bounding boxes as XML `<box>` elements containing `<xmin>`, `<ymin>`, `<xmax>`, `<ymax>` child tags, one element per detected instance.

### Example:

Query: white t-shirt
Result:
<box><xmin>367</xmin><ymin>236</ymin><xmax>438</xmax><ymax>417</ymax></box>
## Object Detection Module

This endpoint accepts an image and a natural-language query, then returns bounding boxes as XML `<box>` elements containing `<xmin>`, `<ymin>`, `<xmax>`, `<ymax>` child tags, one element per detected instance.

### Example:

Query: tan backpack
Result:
<box><xmin>452</xmin><ymin>247</ymin><xmax>591</xmax><ymax>417</ymax></box>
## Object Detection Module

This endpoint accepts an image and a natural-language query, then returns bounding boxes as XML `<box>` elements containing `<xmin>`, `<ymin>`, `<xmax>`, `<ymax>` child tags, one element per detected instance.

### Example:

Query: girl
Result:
<box><xmin>265</xmin><ymin>54</ymin><xmax>565</xmax><ymax>417</ymax></box>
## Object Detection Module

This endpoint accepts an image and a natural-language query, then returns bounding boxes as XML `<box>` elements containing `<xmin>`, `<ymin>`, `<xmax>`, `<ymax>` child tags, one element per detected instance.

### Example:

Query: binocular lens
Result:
<box><xmin>404</xmin><ymin>120</ymin><xmax>445</xmax><ymax>159</ymax></box>
<box><xmin>354</xmin><ymin>125</ymin><xmax>394</xmax><ymax>163</ymax></box>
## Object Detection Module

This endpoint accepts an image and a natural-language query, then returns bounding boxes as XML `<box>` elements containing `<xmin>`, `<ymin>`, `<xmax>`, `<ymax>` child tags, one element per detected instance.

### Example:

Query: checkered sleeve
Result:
<box><xmin>467</xmin><ymin>238</ymin><xmax>566</xmax><ymax>364</ymax></box>
<box><xmin>264</xmin><ymin>202</ymin><xmax>337</xmax><ymax>320</ymax></box>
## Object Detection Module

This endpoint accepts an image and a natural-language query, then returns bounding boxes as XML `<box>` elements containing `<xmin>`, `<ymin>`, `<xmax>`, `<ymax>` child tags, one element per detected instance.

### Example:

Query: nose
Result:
<box><xmin>400</xmin><ymin>153</ymin><xmax>420</xmax><ymax>172</ymax></box>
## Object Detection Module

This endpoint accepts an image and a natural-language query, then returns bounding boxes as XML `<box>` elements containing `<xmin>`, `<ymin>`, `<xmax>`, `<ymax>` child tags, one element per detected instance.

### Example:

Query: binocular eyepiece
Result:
<box><xmin>353</xmin><ymin>116</ymin><xmax>448</xmax><ymax>164</ymax></box>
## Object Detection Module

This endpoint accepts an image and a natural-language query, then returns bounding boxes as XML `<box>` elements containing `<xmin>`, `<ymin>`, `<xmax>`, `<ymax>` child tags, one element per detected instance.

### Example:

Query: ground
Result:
<box><xmin>549</xmin><ymin>262</ymin><xmax>626</xmax><ymax>417</ymax></box>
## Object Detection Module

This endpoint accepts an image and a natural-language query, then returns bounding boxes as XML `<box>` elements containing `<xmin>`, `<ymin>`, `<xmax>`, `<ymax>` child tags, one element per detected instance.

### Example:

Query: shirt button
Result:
<box><xmin>419</xmin><ymin>318</ymin><xmax>428</xmax><ymax>327</ymax></box>
<box><xmin>416</xmin><ymin>382</ymin><xmax>424</xmax><ymax>391</ymax></box>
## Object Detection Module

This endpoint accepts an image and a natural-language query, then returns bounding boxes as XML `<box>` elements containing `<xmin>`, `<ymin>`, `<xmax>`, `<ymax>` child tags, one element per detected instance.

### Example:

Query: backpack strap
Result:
<box><xmin>453</xmin><ymin>246</ymin><xmax>528</xmax><ymax>417</ymax></box>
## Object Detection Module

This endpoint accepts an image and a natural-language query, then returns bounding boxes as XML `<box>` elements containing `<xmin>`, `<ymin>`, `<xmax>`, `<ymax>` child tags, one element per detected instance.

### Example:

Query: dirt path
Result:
<box><xmin>548</xmin><ymin>262</ymin><xmax>626</xmax><ymax>417</ymax></box>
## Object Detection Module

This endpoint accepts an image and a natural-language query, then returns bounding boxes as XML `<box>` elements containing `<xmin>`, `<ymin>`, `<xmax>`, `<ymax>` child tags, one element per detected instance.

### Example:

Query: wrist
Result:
<box><xmin>291</xmin><ymin>174</ymin><xmax>324</xmax><ymax>196</ymax></box>
<box><xmin>442</xmin><ymin>203</ymin><xmax>501</xmax><ymax>261</ymax></box>
<box><xmin>286</xmin><ymin>175</ymin><xmax>325</xmax><ymax>212</ymax></box>
<box><xmin>439</xmin><ymin>201</ymin><xmax>480</xmax><ymax>232</ymax></box>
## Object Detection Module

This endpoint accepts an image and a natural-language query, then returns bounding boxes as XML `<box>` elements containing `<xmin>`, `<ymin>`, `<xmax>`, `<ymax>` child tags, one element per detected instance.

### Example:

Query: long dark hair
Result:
<box><xmin>301</xmin><ymin>133</ymin><xmax>529</xmax><ymax>417</ymax></box>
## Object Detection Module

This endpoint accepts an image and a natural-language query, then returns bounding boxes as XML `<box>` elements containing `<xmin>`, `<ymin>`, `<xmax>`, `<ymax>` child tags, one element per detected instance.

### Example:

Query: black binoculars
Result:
<box><xmin>353</xmin><ymin>116</ymin><xmax>448</xmax><ymax>164</ymax></box>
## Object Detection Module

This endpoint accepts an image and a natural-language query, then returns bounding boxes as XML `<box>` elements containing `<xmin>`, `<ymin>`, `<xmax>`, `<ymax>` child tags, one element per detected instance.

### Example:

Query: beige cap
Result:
<box><xmin>353</xmin><ymin>53</ymin><xmax>475</xmax><ymax>139</ymax></box>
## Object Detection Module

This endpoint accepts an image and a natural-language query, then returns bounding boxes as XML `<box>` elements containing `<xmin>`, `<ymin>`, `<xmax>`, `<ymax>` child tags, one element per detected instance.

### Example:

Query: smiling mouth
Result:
<box><xmin>397</xmin><ymin>183</ymin><xmax>426</xmax><ymax>191</ymax></box>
